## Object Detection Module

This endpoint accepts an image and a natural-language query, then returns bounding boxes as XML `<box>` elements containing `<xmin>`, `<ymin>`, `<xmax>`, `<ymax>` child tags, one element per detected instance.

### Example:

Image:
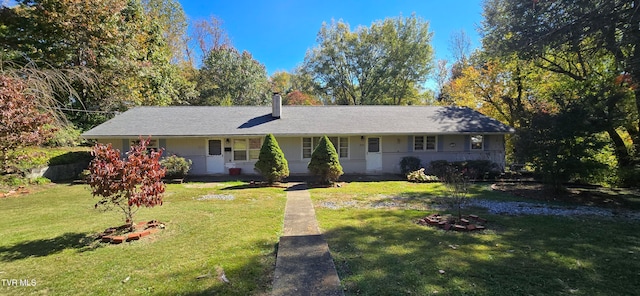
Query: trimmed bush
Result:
<box><xmin>308</xmin><ymin>135</ymin><xmax>343</xmax><ymax>184</ymax></box>
<box><xmin>459</xmin><ymin>160</ymin><xmax>499</xmax><ymax>179</ymax></box>
<box><xmin>429</xmin><ymin>159</ymin><xmax>499</xmax><ymax>180</ymax></box>
<box><xmin>428</xmin><ymin>160</ymin><xmax>450</xmax><ymax>177</ymax></box>
<box><xmin>400</xmin><ymin>156</ymin><xmax>422</xmax><ymax>175</ymax></box>
<box><xmin>160</xmin><ymin>155</ymin><xmax>192</xmax><ymax>179</ymax></box>
<box><xmin>254</xmin><ymin>134</ymin><xmax>289</xmax><ymax>184</ymax></box>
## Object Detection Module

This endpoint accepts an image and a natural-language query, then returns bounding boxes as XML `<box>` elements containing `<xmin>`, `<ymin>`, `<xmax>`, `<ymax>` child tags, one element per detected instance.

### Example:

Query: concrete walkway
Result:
<box><xmin>272</xmin><ymin>184</ymin><xmax>344</xmax><ymax>296</ymax></box>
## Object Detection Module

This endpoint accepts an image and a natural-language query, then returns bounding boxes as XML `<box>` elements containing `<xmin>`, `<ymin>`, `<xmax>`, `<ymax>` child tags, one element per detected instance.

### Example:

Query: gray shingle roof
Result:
<box><xmin>82</xmin><ymin>105</ymin><xmax>515</xmax><ymax>138</ymax></box>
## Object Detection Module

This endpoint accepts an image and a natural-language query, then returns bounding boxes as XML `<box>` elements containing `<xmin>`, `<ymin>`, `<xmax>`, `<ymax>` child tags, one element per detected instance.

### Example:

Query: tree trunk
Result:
<box><xmin>606</xmin><ymin>128</ymin><xmax>631</xmax><ymax>167</ymax></box>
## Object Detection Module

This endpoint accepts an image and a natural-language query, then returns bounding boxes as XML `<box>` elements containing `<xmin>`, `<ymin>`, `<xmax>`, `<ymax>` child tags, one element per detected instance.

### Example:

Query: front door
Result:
<box><xmin>366</xmin><ymin>137</ymin><xmax>383</xmax><ymax>173</ymax></box>
<box><xmin>206</xmin><ymin>139</ymin><xmax>225</xmax><ymax>174</ymax></box>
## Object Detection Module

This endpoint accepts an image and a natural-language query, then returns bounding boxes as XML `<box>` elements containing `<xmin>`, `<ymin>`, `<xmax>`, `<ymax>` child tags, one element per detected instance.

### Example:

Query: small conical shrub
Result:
<box><xmin>308</xmin><ymin>135</ymin><xmax>343</xmax><ymax>184</ymax></box>
<box><xmin>254</xmin><ymin>134</ymin><xmax>289</xmax><ymax>183</ymax></box>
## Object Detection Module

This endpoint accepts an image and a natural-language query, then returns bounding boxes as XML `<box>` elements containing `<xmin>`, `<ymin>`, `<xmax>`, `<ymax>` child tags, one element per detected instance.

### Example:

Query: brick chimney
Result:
<box><xmin>272</xmin><ymin>93</ymin><xmax>282</xmax><ymax>119</ymax></box>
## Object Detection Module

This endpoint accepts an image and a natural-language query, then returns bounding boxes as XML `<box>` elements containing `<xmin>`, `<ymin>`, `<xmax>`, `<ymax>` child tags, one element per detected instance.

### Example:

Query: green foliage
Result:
<box><xmin>0</xmin><ymin>174</ymin><xmax>27</xmax><ymax>186</ymax></box>
<box><xmin>195</xmin><ymin>47</ymin><xmax>270</xmax><ymax>106</ymax></box>
<box><xmin>308</xmin><ymin>135</ymin><xmax>343</xmax><ymax>184</ymax></box>
<box><xmin>160</xmin><ymin>154</ymin><xmax>192</xmax><ymax>179</ymax></box>
<box><xmin>44</xmin><ymin>125</ymin><xmax>83</xmax><ymax>147</ymax></box>
<box><xmin>406</xmin><ymin>168</ymin><xmax>438</xmax><ymax>183</ymax></box>
<box><xmin>516</xmin><ymin>108</ymin><xmax>611</xmax><ymax>192</ymax></box>
<box><xmin>141</xmin><ymin>0</ymin><xmax>188</xmax><ymax>64</ymax></box>
<box><xmin>400</xmin><ymin>156</ymin><xmax>422</xmax><ymax>175</ymax></box>
<box><xmin>0</xmin><ymin>174</ymin><xmax>50</xmax><ymax>186</ymax></box>
<box><xmin>302</xmin><ymin>14</ymin><xmax>434</xmax><ymax>105</ymax></box>
<box><xmin>8</xmin><ymin>148</ymin><xmax>92</xmax><ymax>176</ymax></box>
<box><xmin>427</xmin><ymin>160</ymin><xmax>450</xmax><ymax>177</ymax></box>
<box><xmin>0</xmin><ymin>0</ymin><xmax>196</xmax><ymax>128</ymax></box>
<box><xmin>429</xmin><ymin>160</ymin><xmax>499</xmax><ymax>180</ymax></box>
<box><xmin>48</xmin><ymin>151</ymin><xmax>92</xmax><ymax>166</ymax></box>
<box><xmin>481</xmin><ymin>0</ymin><xmax>640</xmax><ymax>187</ymax></box>
<box><xmin>254</xmin><ymin>134</ymin><xmax>289</xmax><ymax>184</ymax></box>
<box><xmin>618</xmin><ymin>165</ymin><xmax>640</xmax><ymax>188</ymax></box>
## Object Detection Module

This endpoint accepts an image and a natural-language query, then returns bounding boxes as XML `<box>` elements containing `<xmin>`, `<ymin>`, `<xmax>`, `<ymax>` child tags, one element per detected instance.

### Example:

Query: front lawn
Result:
<box><xmin>311</xmin><ymin>181</ymin><xmax>640</xmax><ymax>295</ymax></box>
<box><xmin>0</xmin><ymin>182</ymin><xmax>286</xmax><ymax>295</ymax></box>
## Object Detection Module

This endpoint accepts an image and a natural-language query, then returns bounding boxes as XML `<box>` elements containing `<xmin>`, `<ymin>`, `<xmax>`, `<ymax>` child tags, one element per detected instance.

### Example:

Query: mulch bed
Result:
<box><xmin>417</xmin><ymin>213</ymin><xmax>487</xmax><ymax>231</ymax></box>
<box><xmin>98</xmin><ymin>220</ymin><xmax>165</xmax><ymax>244</ymax></box>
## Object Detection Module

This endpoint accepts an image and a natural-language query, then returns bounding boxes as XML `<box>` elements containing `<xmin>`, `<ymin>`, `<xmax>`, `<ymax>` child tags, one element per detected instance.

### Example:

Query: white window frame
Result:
<box><xmin>471</xmin><ymin>135</ymin><xmax>484</xmax><ymax>150</ymax></box>
<box><xmin>232</xmin><ymin>137</ymin><xmax>262</xmax><ymax>162</ymax></box>
<box><xmin>302</xmin><ymin>136</ymin><xmax>349</xmax><ymax>159</ymax></box>
<box><xmin>413</xmin><ymin>135</ymin><xmax>437</xmax><ymax>151</ymax></box>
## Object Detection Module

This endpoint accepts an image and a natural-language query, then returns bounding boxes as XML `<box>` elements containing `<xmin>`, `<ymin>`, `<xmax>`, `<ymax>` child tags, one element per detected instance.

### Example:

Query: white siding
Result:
<box><xmin>94</xmin><ymin>134</ymin><xmax>507</xmax><ymax>176</ymax></box>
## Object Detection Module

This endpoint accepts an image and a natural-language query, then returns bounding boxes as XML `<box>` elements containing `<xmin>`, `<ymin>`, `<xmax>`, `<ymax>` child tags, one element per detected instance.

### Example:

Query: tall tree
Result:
<box><xmin>482</xmin><ymin>0</ymin><xmax>640</xmax><ymax>179</ymax></box>
<box><xmin>442</xmin><ymin>53</ymin><xmax>535</xmax><ymax>128</ymax></box>
<box><xmin>195</xmin><ymin>47</ymin><xmax>270</xmax><ymax>106</ymax></box>
<box><xmin>141</xmin><ymin>0</ymin><xmax>188</xmax><ymax>64</ymax></box>
<box><xmin>448</xmin><ymin>29</ymin><xmax>472</xmax><ymax>66</ymax></box>
<box><xmin>269</xmin><ymin>71</ymin><xmax>322</xmax><ymax>105</ymax></box>
<box><xmin>0</xmin><ymin>0</ymin><xmax>195</xmax><ymax>129</ymax></box>
<box><xmin>302</xmin><ymin>14</ymin><xmax>434</xmax><ymax>105</ymax></box>
<box><xmin>270</xmin><ymin>71</ymin><xmax>293</xmax><ymax>95</ymax></box>
<box><xmin>190</xmin><ymin>15</ymin><xmax>232</xmax><ymax>65</ymax></box>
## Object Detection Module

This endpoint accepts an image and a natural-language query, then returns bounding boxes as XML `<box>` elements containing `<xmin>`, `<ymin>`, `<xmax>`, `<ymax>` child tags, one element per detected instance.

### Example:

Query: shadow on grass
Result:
<box><xmin>220</xmin><ymin>182</ymin><xmax>291</xmax><ymax>191</ymax></box>
<box><xmin>160</xmin><ymin>239</ymin><xmax>279</xmax><ymax>296</ymax></box>
<box><xmin>319</xmin><ymin>210</ymin><xmax>640</xmax><ymax>295</ymax></box>
<box><xmin>284</xmin><ymin>183</ymin><xmax>307</xmax><ymax>191</ymax></box>
<box><xmin>0</xmin><ymin>232</ymin><xmax>100</xmax><ymax>262</ymax></box>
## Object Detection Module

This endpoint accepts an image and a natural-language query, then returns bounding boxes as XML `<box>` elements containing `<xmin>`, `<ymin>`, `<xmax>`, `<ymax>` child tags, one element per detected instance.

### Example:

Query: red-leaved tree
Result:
<box><xmin>88</xmin><ymin>137</ymin><xmax>166</xmax><ymax>230</ymax></box>
<box><xmin>0</xmin><ymin>76</ymin><xmax>54</xmax><ymax>173</ymax></box>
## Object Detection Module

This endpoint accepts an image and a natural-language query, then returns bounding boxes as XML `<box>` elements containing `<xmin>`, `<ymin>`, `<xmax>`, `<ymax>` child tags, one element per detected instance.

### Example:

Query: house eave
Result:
<box><xmin>82</xmin><ymin>130</ymin><xmax>516</xmax><ymax>140</ymax></box>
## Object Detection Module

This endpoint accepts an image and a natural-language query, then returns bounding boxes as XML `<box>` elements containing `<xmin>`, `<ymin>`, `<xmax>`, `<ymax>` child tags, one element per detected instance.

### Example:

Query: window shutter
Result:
<box><xmin>121</xmin><ymin>139</ymin><xmax>129</xmax><ymax>154</ymax></box>
<box><xmin>464</xmin><ymin>135</ymin><xmax>471</xmax><ymax>152</ymax></box>
<box><xmin>437</xmin><ymin>135</ymin><xmax>444</xmax><ymax>151</ymax></box>
<box><xmin>484</xmin><ymin>135</ymin><xmax>490</xmax><ymax>150</ymax></box>
<box><xmin>159</xmin><ymin>139</ymin><xmax>167</xmax><ymax>150</ymax></box>
<box><xmin>407</xmin><ymin>136</ymin><xmax>413</xmax><ymax>152</ymax></box>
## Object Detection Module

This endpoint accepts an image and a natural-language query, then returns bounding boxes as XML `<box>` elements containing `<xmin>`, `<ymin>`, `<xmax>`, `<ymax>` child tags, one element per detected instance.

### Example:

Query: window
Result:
<box><xmin>130</xmin><ymin>139</ymin><xmax>159</xmax><ymax>153</ymax></box>
<box><xmin>233</xmin><ymin>138</ymin><xmax>262</xmax><ymax>161</ymax></box>
<box><xmin>471</xmin><ymin>135</ymin><xmax>484</xmax><ymax>150</ymax></box>
<box><xmin>302</xmin><ymin>137</ymin><xmax>349</xmax><ymax>158</ymax></box>
<box><xmin>208</xmin><ymin>139</ymin><xmax>222</xmax><ymax>156</ymax></box>
<box><xmin>414</xmin><ymin>135</ymin><xmax>436</xmax><ymax>151</ymax></box>
<box><xmin>367</xmin><ymin>137</ymin><xmax>380</xmax><ymax>153</ymax></box>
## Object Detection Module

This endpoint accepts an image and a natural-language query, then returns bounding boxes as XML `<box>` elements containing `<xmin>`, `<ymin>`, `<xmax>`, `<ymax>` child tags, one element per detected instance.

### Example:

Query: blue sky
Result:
<box><xmin>179</xmin><ymin>0</ymin><xmax>484</xmax><ymax>76</ymax></box>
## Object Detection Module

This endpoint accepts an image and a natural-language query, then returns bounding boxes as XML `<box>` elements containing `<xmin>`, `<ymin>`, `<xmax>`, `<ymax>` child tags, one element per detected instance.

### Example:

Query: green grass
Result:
<box><xmin>3</xmin><ymin>179</ymin><xmax>639</xmax><ymax>295</ymax></box>
<box><xmin>311</xmin><ymin>181</ymin><xmax>640</xmax><ymax>296</ymax></box>
<box><xmin>0</xmin><ymin>182</ymin><xmax>286</xmax><ymax>295</ymax></box>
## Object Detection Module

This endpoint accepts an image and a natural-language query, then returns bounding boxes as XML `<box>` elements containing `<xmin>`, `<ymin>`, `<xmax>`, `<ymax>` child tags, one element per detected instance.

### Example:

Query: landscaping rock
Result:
<box><xmin>465</xmin><ymin>199</ymin><xmax>640</xmax><ymax>220</ymax></box>
<box><xmin>98</xmin><ymin>220</ymin><xmax>165</xmax><ymax>244</ymax></box>
<box><xmin>196</xmin><ymin>194</ymin><xmax>235</xmax><ymax>201</ymax></box>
